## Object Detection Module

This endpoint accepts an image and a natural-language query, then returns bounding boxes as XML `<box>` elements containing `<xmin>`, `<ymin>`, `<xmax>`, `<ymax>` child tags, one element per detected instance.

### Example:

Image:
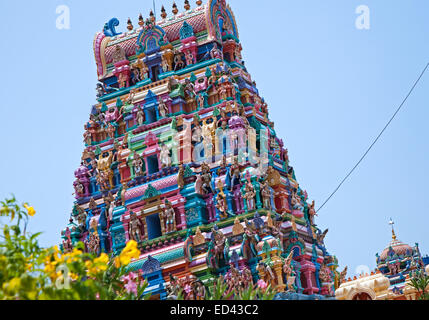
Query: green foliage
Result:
<box><xmin>0</xmin><ymin>196</ymin><xmax>151</xmax><ymax>300</ymax></box>
<box><xmin>410</xmin><ymin>271</ymin><xmax>429</xmax><ymax>300</ymax></box>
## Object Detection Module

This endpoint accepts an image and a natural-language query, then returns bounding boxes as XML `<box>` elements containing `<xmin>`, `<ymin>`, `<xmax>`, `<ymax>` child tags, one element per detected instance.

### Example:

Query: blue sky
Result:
<box><xmin>1</xmin><ymin>0</ymin><xmax>428</xmax><ymax>277</ymax></box>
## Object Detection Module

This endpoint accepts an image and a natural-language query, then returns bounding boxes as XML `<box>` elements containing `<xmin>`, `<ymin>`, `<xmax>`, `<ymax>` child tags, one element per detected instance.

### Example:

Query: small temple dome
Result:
<box><xmin>379</xmin><ymin>226</ymin><xmax>413</xmax><ymax>261</ymax></box>
<box><xmin>379</xmin><ymin>238</ymin><xmax>413</xmax><ymax>261</ymax></box>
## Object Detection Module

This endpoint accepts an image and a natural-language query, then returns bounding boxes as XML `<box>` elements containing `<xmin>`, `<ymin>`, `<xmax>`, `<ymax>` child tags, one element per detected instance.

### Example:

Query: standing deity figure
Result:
<box><xmin>243</xmin><ymin>182</ymin><xmax>256</xmax><ymax>211</ymax></box>
<box><xmin>174</xmin><ymin>52</ymin><xmax>185</xmax><ymax>70</ymax></box>
<box><xmin>139</xmin><ymin>62</ymin><xmax>149</xmax><ymax>80</ymax></box>
<box><xmin>257</xmin><ymin>262</ymin><xmax>276</xmax><ymax>288</ymax></box>
<box><xmin>177</xmin><ymin>164</ymin><xmax>185</xmax><ymax>189</ymax></box>
<box><xmin>162</xmin><ymin>200</ymin><xmax>176</xmax><ymax>234</ymax></box>
<box><xmin>128</xmin><ymin>211</ymin><xmax>143</xmax><ymax>242</ymax></box>
<box><xmin>197</xmin><ymin>93</ymin><xmax>205</xmax><ymax>109</ymax></box>
<box><xmin>160</xmin><ymin>144</ymin><xmax>172</xmax><ymax>168</ymax></box>
<box><xmin>118</xmin><ymin>72</ymin><xmax>128</xmax><ymax>89</ymax></box>
<box><xmin>201</xmin><ymin>163</ymin><xmax>214</xmax><ymax>194</ymax></box>
<box><xmin>74</xmin><ymin>179</ymin><xmax>85</xmax><ymax>197</ymax></box>
<box><xmin>210</xmin><ymin>42</ymin><xmax>223</xmax><ymax>60</ymax></box>
<box><xmin>83</xmin><ymin>130</ymin><xmax>92</xmax><ymax>145</ymax></box>
<box><xmin>291</xmin><ymin>191</ymin><xmax>304</xmax><ymax>211</ymax></box>
<box><xmin>106</xmin><ymin>122</ymin><xmax>116</xmax><ymax>139</ymax></box>
<box><xmin>161</xmin><ymin>55</ymin><xmax>170</xmax><ymax>73</ymax></box>
<box><xmin>218</xmin><ymin>85</ymin><xmax>228</xmax><ymax>101</ymax></box>
<box><xmin>260</xmin><ymin>180</ymin><xmax>272</xmax><ymax>211</ymax></box>
<box><xmin>86</xmin><ymin>233</ymin><xmax>100</xmax><ymax>255</ymax></box>
<box><xmin>62</xmin><ymin>228</ymin><xmax>73</xmax><ymax>253</ymax></box>
<box><xmin>132</xmin><ymin>152</ymin><xmax>144</xmax><ymax>177</ymax></box>
<box><xmin>184</xmin><ymin>79</ymin><xmax>196</xmax><ymax>99</ymax></box>
<box><xmin>307</xmin><ymin>200</ymin><xmax>318</xmax><ymax>225</ymax></box>
<box><xmin>283</xmin><ymin>252</ymin><xmax>296</xmax><ymax>292</ymax></box>
<box><xmin>230</xmin><ymin>157</ymin><xmax>241</xmax><ymax>187</ymax></box>
<box><xmin>136</xmin><ymin>107</ymin><xmax>145</xmax><ymax>126</ymax></box>
<box><xmin>211</xmin><ymin>226</ymin><xmax>226</xmax><ymax>264</ymax></box>
<box><xmin>158</xmin><ymin>98</ymin><xmax>169</xmax><ymax>118</ymax></box>
<box><xmin>215</xmin><ymin>180</ymin><xmax>228</xmax><ymax>219</ymax></box>
<box><xmin>75</xmin><ymin>206</ymin><xmax>87</xmax><ymax>229</ymax></box>
<box><xmin>185</xmin><ymin>50</ymin><xmax>194</xmax><ymax>66</ymax></box>
<box><xmin>131</xmin><ymin>67</ymin><xmax>141</xmax><ymax>85</ymax></box>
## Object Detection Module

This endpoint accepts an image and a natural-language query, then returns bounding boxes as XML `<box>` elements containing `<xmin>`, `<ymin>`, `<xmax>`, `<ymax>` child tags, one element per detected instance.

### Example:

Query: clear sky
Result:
<box><xmin>1</xmin><ymin>0</ymin><xmax>428</xmax><ymax>277</ymax></box>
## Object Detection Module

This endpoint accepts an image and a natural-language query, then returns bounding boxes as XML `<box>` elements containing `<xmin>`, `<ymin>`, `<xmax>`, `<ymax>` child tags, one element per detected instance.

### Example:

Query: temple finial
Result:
<box><xmin>184</xmin><ymin>0</ymin><xmax>191</xmax><ymax>11</ymax></box>
<box><xmin>196</xmin><ymin>0</ymin><xmax>202</xmax><ymax>6</ymax></box>
<box><xmin>389</xmin><ymin>218</ymin><xmax>397</xmax><ymax>240</ymax></box>
<box><xmin>161</xmin><ymin>5</ymin><xmax>167</xmax><ymax>19</ymax></box>
<box><xmin>172</xmin><ymin>2</ymin><xmax>178</xmax><ymax>15</ymax></box>
<box><xmin>138</xmin><ymin>13</ymin><xmax>144</xmax><ymax>26</ymax></box>
<box><xmin>149</xmin><ymin>10</ymin><xmax>155</xmax><ymax>23</ymax></box>
<box><xmin>127</xmin><ymin>18</ymin><xmax>133</xmax><ymax>31</ymax></box>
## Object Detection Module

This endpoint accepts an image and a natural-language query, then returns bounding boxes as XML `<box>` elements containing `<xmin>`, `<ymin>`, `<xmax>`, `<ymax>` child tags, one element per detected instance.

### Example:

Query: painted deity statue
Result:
<box><xmin>136</xmin><ymin>107</ymin><xmax>145</xmax><ymax>126</ymax></box>
<box><xmin>200</xmin><ymin>163</ymin><xmax>214</xmax><ymax>194</ymax></box>
<box><xmin>97</xmin><ymin>151</ymin><xmax>114</xmax><ymax>189</ymax></box>
<box><xmin>243</xmin><ymin>182</ymin><xmax>256</xmax><ymax>211</ymax></box>
<box><xmin>160</xmin><ymin>144</ymin><xmax>172</xmax><ymax>168</ymax></box>
<box><xmin>158</xmin><ymin>98</ymin><xmax>169</xmax><ymax>118</ymax></box>
<box><xmin>128</xmin><ymin>212</ymin><xmax>143</xmax><ymax>242</ymax></box>
<box><xmin>132</xmin><ymin>152</ymin><xmax>144</xmax><ymax>177</ymax></box>
<box><xmin>291</xmin><ymin>191</ymin><xmax>304</xmax><ymax>212</ymax></box>
<box><xmin>307</xmin><ymin>200</ymin><xmax>317</xmax><ymax>225</ymax></box>
<box><xmin>86</xmin><ymin>233</ymin><xmax>100</xmax><ymax>255</ymax></box>
<box><xmin>260</xmin><ymin>180</ymin><xmax>272</xmax><ymax>211</ymax></box>
<box><xmin>161</xmin><ymin>200</ymin><xmax>176</xmax><ymax>234</ymax></box>
<box><xmin>210</xmin><ymin>42</ymin><xmax>223</xmax><ymax>60</ymax></box>
<box><xmin>174</xmin><ymin>52</ymin><xmax>185</xmax><ymax>71</ymax></box>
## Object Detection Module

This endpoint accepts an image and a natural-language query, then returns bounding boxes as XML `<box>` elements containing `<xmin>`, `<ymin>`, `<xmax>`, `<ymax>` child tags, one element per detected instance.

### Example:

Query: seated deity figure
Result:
<box><xmin>210</xmin><ymin>42</ymin><xmax>223</xmax><ymax>60</ymax></box>
<box><xmin>128</xmin><ymin>211</ymin><xmax>143</xmax><ymax>242</ymax></box>
<box><xmin>291</xmin><ymin>191</ymin><xmax>304</xmax><ymax>211</ymax></box>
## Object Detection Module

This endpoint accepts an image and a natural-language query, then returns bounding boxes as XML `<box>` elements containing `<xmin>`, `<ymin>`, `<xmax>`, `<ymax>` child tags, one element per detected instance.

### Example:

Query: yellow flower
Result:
<box><xmin>94</xmin><ymin>253</ymin><xmax>109</xmax><ymax>265</ymax></box>
<box><xmin>23</xmin><ymin>203</ymin><xmax>36</xmax><ymax>217</ymax></box>
<box><xmin>118</xmin><ymin>241</ymin><xmax>140</xmax><ymax>266</ymax></box>
<box><xmin>114</xmin><ymin>241</ymin><xmax>141</xmax><ymax>267</ymax></box>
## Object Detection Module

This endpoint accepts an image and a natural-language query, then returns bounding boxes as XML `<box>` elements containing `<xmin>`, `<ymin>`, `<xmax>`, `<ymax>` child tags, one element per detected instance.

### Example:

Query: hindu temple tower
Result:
<box><xmin>61</xmin><ymin>0</ymin><xmax>343</xmax><ymax>300</ymax></box>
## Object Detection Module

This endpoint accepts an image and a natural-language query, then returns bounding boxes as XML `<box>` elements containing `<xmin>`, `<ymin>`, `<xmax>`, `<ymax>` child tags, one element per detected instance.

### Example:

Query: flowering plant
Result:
<box><xmin>0</xmin><ymin>196</ymin><xmax>150</xmax><ymax>300</ymax></box>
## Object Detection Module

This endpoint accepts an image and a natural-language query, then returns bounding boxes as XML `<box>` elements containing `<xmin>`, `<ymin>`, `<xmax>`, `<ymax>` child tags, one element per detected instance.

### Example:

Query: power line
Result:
<box><xmin>317</xmin><ymin>62</ymin><xmax>429</xmax><ymax>213</ymax></box>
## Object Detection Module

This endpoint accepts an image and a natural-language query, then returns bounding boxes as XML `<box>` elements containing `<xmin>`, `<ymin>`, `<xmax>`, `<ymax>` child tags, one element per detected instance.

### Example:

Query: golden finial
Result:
<box><xmin>172</xmin><ymin>2</ymin><xmax>178</xmax><ymax>15</ymax></box>
<box><xmin>184</xmin><ymin>0</ymin><xmax>191</xmax><ymax>10</ymax></box>
<box><xmin>161</xmin><ymin>5</ymin><xmax>167</xmax><ymax>19</ymax></box>
<box><xmin>149</xmin><ymin>10</ymin><xmax>155</xmax><ymax>22</ymax></box>
<box><xmin>389</xmin><ymin>218</ymin><xmax>397</xmax><ymax>240</ymax></box>
<box><xmin>127</xmin><ymin>18</ymin><xmax>133</xmax><ymax>31</ymax></box>
<box><xmin>138</xmin><ymin>13</ymin><xmax>144</xmax><ymax>26</ymax></box>
<box><xmin>196</xmin><ymin>0</ymin><xmax>203</xmax><ymax>6</ymax></box>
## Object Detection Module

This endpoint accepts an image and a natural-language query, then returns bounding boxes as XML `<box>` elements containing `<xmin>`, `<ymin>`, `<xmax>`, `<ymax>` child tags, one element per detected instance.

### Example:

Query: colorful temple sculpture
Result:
<box><xmin>335</xmin><ymin>220</ymin><xmax>429</xmax><ymax>300</ymax></box>
<box><xmin>61</xmin><ymin>0</ymin><xmax>344</xmax><ymax>300</ymax></box>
